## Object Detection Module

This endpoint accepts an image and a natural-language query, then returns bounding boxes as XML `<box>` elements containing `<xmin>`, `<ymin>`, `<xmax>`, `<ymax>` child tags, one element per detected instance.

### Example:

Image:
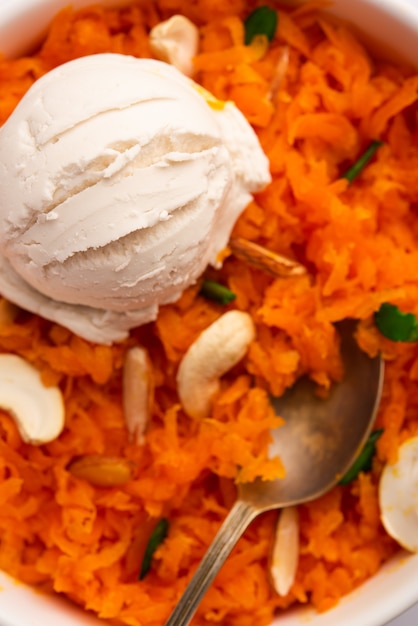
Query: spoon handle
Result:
<box><xmin>164</xmin><ymin>499</ymin><xmax>258</xmax><ymax>626</ymax></box>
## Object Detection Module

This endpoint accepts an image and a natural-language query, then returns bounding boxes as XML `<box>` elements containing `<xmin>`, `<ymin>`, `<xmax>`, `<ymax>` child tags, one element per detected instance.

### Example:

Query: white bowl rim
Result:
<box><xmin>0</xmin><ymin>1</ymin><xmax>417</xmax><ymax>626</ymax></box>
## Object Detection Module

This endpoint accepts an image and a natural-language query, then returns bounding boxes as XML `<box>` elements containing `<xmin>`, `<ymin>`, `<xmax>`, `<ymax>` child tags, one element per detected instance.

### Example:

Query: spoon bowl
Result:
<box><xmin>244</xmin><ymin>319</ymin><xmax>384</xmax><ymax>508</ymax></box>
<box><xmin>165</xmin><ymin>319</ymin><xmax>384</xmax><ymax>626</ymax></box>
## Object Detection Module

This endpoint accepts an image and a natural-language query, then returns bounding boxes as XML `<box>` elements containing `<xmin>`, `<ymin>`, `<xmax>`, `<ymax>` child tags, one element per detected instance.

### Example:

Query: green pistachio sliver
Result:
<box><xmin>200</xmin><ymin>279</ymin><xmax>237</xmax><ymax>305</ymax></box>
<box><xmin>375</xmin><ymin>303</ymin><xmax>418</xmax><ymax>342</ymax></box>
<box><xmin>139</xmin><ymin>518</ymin><xmax>169</xmax><ymax>580</ymax></box>
<box><xmin>339</xmin><ymin>429</ymin><xmax>384</xmax><ymax>485</ymax></box>
<box><xmin>244</xmin><ymin>6</ymin><xmax>278</xmax><ymax>46</ymax></box>
<box><xmin>342</xmin><ymin>140</ymin><xmax>383</xmax><ymax>184</ymax></box>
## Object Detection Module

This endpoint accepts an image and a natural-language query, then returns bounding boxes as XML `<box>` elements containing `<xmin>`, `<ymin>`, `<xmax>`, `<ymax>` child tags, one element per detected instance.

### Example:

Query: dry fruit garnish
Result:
<box><xmin>229</xmin><ymin>237</ymin><xmax>306</xmax><ymax>278</ymax></box>
<box><xmin>68</xmin><ymin>455</ymin><xmax>134</xmax><ymax>487</ymax></box>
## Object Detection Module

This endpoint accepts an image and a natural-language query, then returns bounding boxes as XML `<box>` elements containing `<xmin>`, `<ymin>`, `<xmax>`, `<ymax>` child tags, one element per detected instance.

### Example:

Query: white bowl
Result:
<box><xmin>0</xmin><ymin>1</ymin><xmax>417</xmax><ymax>625</ymax></box>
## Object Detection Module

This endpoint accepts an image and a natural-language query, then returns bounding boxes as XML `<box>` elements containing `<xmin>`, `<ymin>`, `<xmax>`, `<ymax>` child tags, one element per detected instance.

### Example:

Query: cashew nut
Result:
<box><xmin>123</xmin><ymin>346</ymin><xmax>154</xmax><ymax>444</ymax></box>
<box><xmin>379</xmin><ymin>436</ymin><xmax>418</xmax><ymax>552</ymax></box>
<box><xmin>0</xmin><ymin>353</ymin><xmax>65</xmax><ymax>444</ymax></box>
<box><xmin>149</xmin><ymin>15</ymin><xmax>199</xmax><ymax>77</ymax></box>
<box><xmin>270</xmin><ymin>506</ymin><xmax>299</xmax><ymax>596</ymax></box>
<box><xmin>176</xmin><ymin>310</ymin><xmax>255</xmax><ymax>419</ymax></box>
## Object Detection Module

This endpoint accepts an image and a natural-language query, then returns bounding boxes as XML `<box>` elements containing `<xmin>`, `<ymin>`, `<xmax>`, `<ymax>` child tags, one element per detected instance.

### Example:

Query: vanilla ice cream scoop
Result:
<box><xmin>0</xmin><ymin>54</ymin><xmax>270</xmax><ymax>343</ymax></box>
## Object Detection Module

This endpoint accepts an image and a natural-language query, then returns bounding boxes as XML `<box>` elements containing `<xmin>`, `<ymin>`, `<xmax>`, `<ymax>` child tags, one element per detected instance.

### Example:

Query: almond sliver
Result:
<box><xmin>123</xmin><ymin>346</ymin><xmax>154</xmax><ymax>445</ymax></box>
<box><xmin>68</xmin><ymin>455</ymin><xmax>134</xmax><ymax>487</ymax></box>
<box><xmin>270</xmin><ymin>505</ymin><xmax>299</xmax><ymax>596</ymax></box>
<box><xmin>229</xmin><ymin>237</ymin><xmax>306</xmax><ymax>278</ymax></box>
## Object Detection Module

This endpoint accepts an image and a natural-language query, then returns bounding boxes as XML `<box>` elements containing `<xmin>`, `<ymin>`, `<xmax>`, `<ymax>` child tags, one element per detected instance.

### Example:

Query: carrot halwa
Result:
<box><xmin>0</xmin><ymin>1</ymin><xmax>418</xmax><ymax>625</ymax></box>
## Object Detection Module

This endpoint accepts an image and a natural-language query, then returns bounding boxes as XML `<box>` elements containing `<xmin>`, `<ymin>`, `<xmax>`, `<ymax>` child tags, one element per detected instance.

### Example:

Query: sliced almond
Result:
<box><xmin>270</xmin><ymin>506</ymin><xmax>299</xmax><ymax>596</ymax></box>
<box><xmin>229</xmin><ymin>237</ymin><xmax>306</xmax><ymax>278</ymax></box>
<box><xmin>68</xmin><ymin>455</ymin><xmax>134</xmax><ymax>487</ymax></box>
<box><xmin>268</xmin><ymin>46</ymin><xmax>290</xmax><ymax>102</ymax></box>
<box><xmin>123</xmin><ymin>346</ymin><xmax>154</xmax><ymax>445</ymax></box>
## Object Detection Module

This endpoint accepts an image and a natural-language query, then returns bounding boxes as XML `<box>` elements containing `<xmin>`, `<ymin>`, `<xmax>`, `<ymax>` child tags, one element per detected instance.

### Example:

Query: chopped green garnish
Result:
<box><xmin>339</xmin><ymin>429</ymin><xmax>384</xmax><ymax>485</ymax></box>
<box><xmin>139</xmin><ymin>518</ymin><xmax>169</xmax><ymax>580</ymax></box>
<box><xmin>200</xmin><ymin>279</ymin><xmax>236</xmax><ymax>305</ymax></box>
<box><xmin>375</xmin><ymin>303</ymin><xmax>418</xmax><ymax>342</ymax></box>
<box><xmin>342</xmin><ymin>140</ymin><xmax>383</xmax><ymax>184</ymax></box>
<box><xmin>244</xmin><ymin>6</ymin><xmax>278</xmax><ymax>45</ymax></box>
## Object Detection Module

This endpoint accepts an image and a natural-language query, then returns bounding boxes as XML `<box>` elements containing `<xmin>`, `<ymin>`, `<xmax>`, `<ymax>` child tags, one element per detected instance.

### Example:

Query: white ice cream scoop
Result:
<box><xmin>0</xmin><ymin>53</ymin><xmax>270</xmax><ymax>343</ymax></box>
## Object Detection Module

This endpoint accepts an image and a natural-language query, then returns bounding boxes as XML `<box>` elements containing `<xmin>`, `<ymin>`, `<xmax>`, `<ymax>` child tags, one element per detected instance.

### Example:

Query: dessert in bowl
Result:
<box><xmin>0</xmin><ymin>1</ymin><xmax>417</xmax><ymax>626</ymax></box>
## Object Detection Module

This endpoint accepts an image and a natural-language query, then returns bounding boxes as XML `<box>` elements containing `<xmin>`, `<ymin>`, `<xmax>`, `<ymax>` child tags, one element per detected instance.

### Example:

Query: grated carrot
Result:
<box><xmin>0</xmin><ymin>1</ymin><xmax>417</xmax><ymax>625</ymax></box>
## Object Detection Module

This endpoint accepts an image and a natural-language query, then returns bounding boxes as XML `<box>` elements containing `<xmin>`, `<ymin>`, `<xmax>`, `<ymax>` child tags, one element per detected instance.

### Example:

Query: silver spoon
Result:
<box><xmin>165</xmin><ymin>319</ymin><xmax>384</xmax><ymax>626</ymax></box>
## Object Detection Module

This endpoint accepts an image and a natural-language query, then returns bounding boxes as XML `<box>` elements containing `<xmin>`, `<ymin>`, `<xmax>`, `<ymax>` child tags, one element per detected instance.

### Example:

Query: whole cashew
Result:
<box><xmin>379</xmin><ymin>436</ymin><xmax>418</xmax><ymax>553</ymax></box>
<box><xmin>176</xmin><ymin>310</ymin><xmax>256</xmax><ymax>419</ymax></box>
<box><xmin>0</xmin><ymin>353</ymin><xmax>64</xmax><ymax>444</ymax></box>
<box><xmin>149</xmin><ymin>15</ymin><xmax>199</xmax><ymax>77</ymax></box>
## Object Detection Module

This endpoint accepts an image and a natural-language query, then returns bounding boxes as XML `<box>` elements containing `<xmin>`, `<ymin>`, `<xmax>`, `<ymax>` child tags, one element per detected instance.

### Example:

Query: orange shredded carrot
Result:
<box><xmin>0</xmin><ymin>1</ymin><xmax>417</xmax><ymax>625</ymax></box>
